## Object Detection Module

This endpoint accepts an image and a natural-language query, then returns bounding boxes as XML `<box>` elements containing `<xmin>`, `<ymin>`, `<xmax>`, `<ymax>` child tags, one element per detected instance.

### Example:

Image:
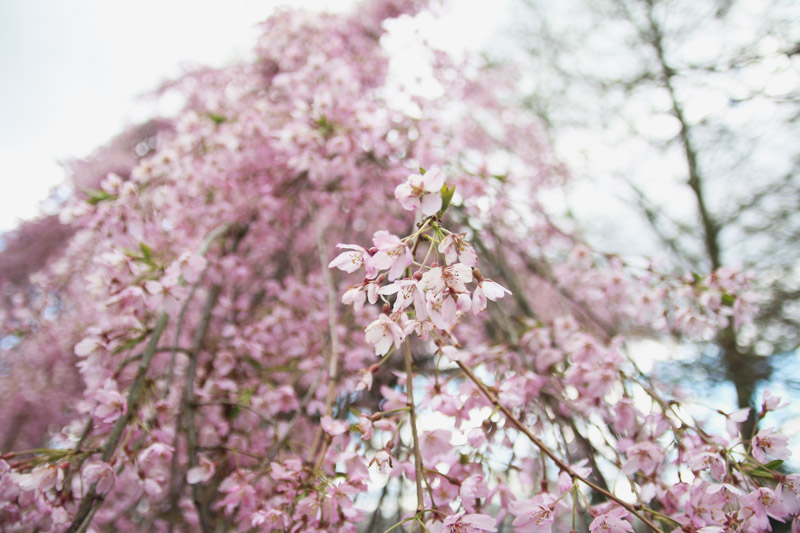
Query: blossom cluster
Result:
<box><xmin>330</xmin><ymin>168</ymin><xmax>510</xmax><ymax>356</ymax></box>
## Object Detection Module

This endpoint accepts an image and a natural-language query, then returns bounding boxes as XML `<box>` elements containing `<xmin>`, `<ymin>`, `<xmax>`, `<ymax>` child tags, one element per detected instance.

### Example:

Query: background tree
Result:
<box><xmin>510</xmin><ymin>0</ymin><xmax>800</xmax><ymax>433</ymax></box>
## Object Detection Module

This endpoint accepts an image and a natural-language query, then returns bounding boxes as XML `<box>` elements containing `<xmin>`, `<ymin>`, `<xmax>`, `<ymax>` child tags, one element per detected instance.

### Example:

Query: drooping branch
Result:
<box><xmin>65</xmin><ymin>312</ymin><xmax>169</xmax><ymax>533</ymax></box>
<box><xmin>456</xmin><ymin>360</ymin><xmax>665</xmax><ymax>533</ymax></box>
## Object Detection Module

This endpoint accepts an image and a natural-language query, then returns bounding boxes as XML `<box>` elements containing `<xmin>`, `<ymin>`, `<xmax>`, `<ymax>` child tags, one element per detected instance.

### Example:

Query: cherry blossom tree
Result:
<box><xmin>0</xmin><ymin>1</ymin><xmax>796</xmax><ymax>532</ymax></box>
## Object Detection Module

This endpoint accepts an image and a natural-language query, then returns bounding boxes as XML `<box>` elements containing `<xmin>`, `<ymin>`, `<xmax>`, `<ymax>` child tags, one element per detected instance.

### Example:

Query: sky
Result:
<box><xmin>0</xmin><ymin>0</ymin><xmax>509</xmax><ymax>232</ymax></box>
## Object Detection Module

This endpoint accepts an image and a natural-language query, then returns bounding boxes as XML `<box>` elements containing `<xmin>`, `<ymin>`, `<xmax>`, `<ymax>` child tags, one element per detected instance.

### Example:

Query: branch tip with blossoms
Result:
<box><xmin>329</xmin><ymin>168</ymin><xmax>511</xmax><ymax>359</ymax></box>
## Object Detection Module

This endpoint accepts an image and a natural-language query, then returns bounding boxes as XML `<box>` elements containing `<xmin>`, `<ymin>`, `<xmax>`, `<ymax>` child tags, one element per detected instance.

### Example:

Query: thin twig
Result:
<box><xmin>456</xmin><ymin>361</ymin><xmax>664</xmax><ymax>533</ymax></box>
<box><xmin>404</xmin><ymin>341</ymin><xmax>425</xmax><ymax>515</ymax></box>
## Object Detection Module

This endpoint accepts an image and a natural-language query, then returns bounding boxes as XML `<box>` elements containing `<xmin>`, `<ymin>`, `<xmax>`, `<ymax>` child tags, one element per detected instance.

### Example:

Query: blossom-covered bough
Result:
<box><xmin>0</xmin><ymin>0</ymin><xmax>796</xmax><ymax>531</ymax></box>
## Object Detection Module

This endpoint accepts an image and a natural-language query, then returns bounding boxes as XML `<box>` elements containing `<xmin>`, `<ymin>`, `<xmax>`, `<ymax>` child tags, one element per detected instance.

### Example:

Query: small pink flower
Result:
<box><xmin>139</xmin><ymin>442</ymin><xmax>175</xmax><ymax>464</ymax></box>
<box><xmin>422</xmin><ymin>263</ymin><xmax>473</xmax><ymax>295</ymax></box>
<box><xmin>94</xmin><ymin>383</ymin><xmax>127</xmax><ymax>424</ymax></box>
<box><xmin>420</xmin><ymin>429</ymin><xmax>453</xmax><ymax>462</ymax></box>
<box><xmin>83</xmin><ymin>462</ymin><xmax>115</xmax><ymax>495</ymax></box>
<box><xmin>510</xmin><ymin>493</ymin><xmax>557</xmax><ymax>533</ymax></box>
<box><xmin>186</xmin><ymin>457</ymin><xmax>215</xmax><ymax>484</ymax></box>
<box><xmin>739</xmin><ymin>487</ymin><xmax>789</xmax><ymax>530</ymax></box>
<box><xmin>250</xmin><ymin>509</ymin><xmax>286</xmax><ymax>529</ymax></box>
<box><xmin>17</xmin><ymin>464</ymin><xmax>64</xmax><ymax>493</ymax></box>
<box><xmin>438</xmin><ymin>233</ymin><xmax>478</xmax><ymax>267</ymax></box>
<box><xmin>355</xmin><ymin>368</ymin><xmax>374</xmax><ymax>391</ymax></box>
<box><xmin>589</xmin><ymin>507</ymin><xmax>634</xmax><ymax>533</ymax></box>
<box><xmin>622</xmin><ymin>441</ymin><xmax>664</xmax><ymax>476</ymax></box>
<box><xmin>328</xmin><ymin>244</ymin><xmax>377</xmax><ymax>278</ymax></box>
<box><xmin>460</xmin><ymin>475</ymin><xmax>489</xmax><ymax>513</ymax></box>
<box><xmin>752</xmin><ymin>427</ymin><xmax>791</xmax><ymax>463</ymax></box>
<box><xmin>427</xmin><ymin>292</ymin><xmax>458</xmax><ymax>332</ymax></box>
<box><xmin>467</xmin><ymin>428</ymin><xmax>487</xmax><ymax>448</ymax></box>
<box><xmin>321</xmin><ymin>415</ymin><xmax>349</xmax><ymax>436</ymax></box>
<box><xmin>371</xmin><ymin>230</ymin><xmax>413</xmax><ymax>280</ymax></box>
<box><xmin>364</xmin><ymin>314</ymin><xmax>405</xmax><ymax>355</ymax></box>
<box><xmin>726</xmin><ymin>407</ymin><xmax>750</xmax><ymax>438</ymax></box>
<box><xmin>689</xmin><ymin>451</ymin><xmax>726</xmax><ymax>481</ymax></box>
<box><xmin>75</xmin><ymin>336</ymin><xmax>102</xmax><ymax>357</ymax></box>
<box><xmin>439</xmin><ymin>512</ymin><xmax>497</xmax><ymax>532</ymax></box>
<box><xmin>342</xmin><ymin>281</ymin><xmax>380</xmax><ymax>311</ymax></box>
<box><xmin>357</xmin><ymin>415</ymin><xmax>374</xmax><ymax>440</ymax></box>
<box><xmin>342</xmin><ymin>286</ymin><xmax>367</xmax><ymax>310</ymax></box>
<box><xmin>176</xmin><ymin>252</ymin><xmax>207</xmax><ymax>284</ymax></box>
<box><xmin>762</xmin><ymin>389</ymin><xmax>789</xmax><ymax>412</ymax></box>
<box><xmin>380</xmin><ymin>278</ymin><xmax>427</xmax><ymax>318</ymax></box>
<box><xmin>371</xmin><ymin>450</ymin><xmax>393</xmax><ymax>472</ymax></box>
<box><xmin>394</xmin><ymin>166</ymin><xmax>446</xmax><ymax>216</ymax></box>
<box><xmin>472</xmin><ymin>279</ymin><xmax>511</xmax><ymax>314</ymax></box>
<box><xmin>782</xmin><ymin>474</ymin><xmax>800</xmax><ymax>514</ymax></box>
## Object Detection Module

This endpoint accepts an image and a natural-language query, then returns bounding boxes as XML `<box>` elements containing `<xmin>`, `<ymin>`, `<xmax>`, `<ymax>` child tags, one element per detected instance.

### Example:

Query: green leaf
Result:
<box><xmin>206</xmin><ymin>112</ymin><xmax>227</xmax><ymax>125</ymax></box>
<box><xmin>315</xmin><ymin>115</ymin><xmax>334</xmax><ymax>137</ymax></box>
<box><xmin>139</xmin><ymin>242</ymin><xmax>153</xmax><ymax>262</ymax></box>
<box><xmin>438</xmin><ymin>184</ymin><xmax>455</xmax><ymax>216</ymax></box>
<box><xmin>238</xmin><ymin>388</ymin><xmax>254</xmax><ymax>406</ymax></box>
<box><xmin>82</xmin><ymin>188</ymin><xmax>114</xmax><ymax>205</ymax></box>
<box><xmin>112</xmin><ymin>332</ymin><xmax>148</xmax><ymax>354</ymax></box>
<box><xmin>764</xmin><ymin>459</ymin><xmax>784</xmax><ymax>470</ymax></box>
<box><xmin>419</xmin><ymin>167</ymin><xmax>426</xmax><ymax>175</ymax></box>
<box><xmin>721</xmin><ymin>293</ymin><xmax>735</xmax><ymax>306</ymax></box>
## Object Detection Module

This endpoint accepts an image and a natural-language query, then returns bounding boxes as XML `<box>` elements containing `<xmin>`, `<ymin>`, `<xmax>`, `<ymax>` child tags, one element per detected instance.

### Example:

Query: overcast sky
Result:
<box><xmin>0</xmin><ymin>0</ymin><xmax>508</xmax><ymax>231</ymax></box>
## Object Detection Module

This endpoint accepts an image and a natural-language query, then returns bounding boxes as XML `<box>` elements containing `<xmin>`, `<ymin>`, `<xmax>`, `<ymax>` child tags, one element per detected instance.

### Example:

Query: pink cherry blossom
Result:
<box><xmin>437</xmin><ymin>512</ymin><xmax>497</xmax><ymax>533</ymax></box>
<box><xmin>427</xmin><ymin>292</ymin><xmax>459</xmax><ymax>332</ymax></box>
<box><xmin>510</xmin><ymin>493</ymin><xmax>557</xmax><ymax>533</ymax></box>
<box><xmin>364</xmin><ymin>313</ymin><xmax>405</xmax><ymax>355</ymax></box>
<box><xmin>439</xmin><ymin>233</ymin><xmax>478</xmax><ymax>267</ymax></box>
<box><xmin>379</xmin><ymin>278</ymin><xmax>427</xmax><ymax>318</ymax></box>
<box><xmin>621</xmin><ymin>441</ymin><xmax>664</xmax><ymax>476</ymax></box>
<box><xmin>328</xmin><ymin>243</ymin><xmax>377</xmax><ymax>278</ymax></box>
<box><xmin>782</xmin><ymin>474</ymin><xmax>800</xmax><ymax>514</ymax></box>
<box><xmin>762</xmin><ymin>389</ymin><xmax>790</xmax><ymax>412</ymax></box>
<box><xmin>472</xmin><ymin>279</ymin><xmax>511</xmax><ymax>314</ymax></box>
<box><xmin>321</xmin><ymin>415</ymin><xmax>349</xmax><ymax>436</ymax></box>
<box><xmin>357</xmin><ymin>414</ymin><xmax>374</xmax><ymax>440</ymax></box>
<box><xmin>186</xmin><ymin>457</ymin><xmax>215</xmax><ymax>484</ymax></box>
<box><xmin>752</xmin><ymin>427</ymin><xmax>791</xmax><ymax>463</ymax></box>
<box><xmin>589</xmin><ymin>507</ymin><xmax>634</xmax><ymax>533</ymax></box>
<box><xmin>94</xmin><ymin>382</ymin><xmax>127</xmax><ymax>424</ymax></box>
<box><xmin>422</xmin><ymin>263</ymin><xmax>474</xmax><ymax>294</ymax></box>
<box><xmin>689</xmin><ymin>451</ymin><xmax>726</xmax><ymax>481</ymax></box>
<box><xmin>371</xmin><ymin>230</ymin><xmax>413</xmax><ymax>280</ymax></box>
<box><xmin>726</xmin><ymin>407</ymin><xmax>750</xmax><ymax>438</ymax></box>
<box><xmin>83</xmin><ymin>462</ymin><xmax>115</xmax><ymax>495</ymax></box>
<box><xmin>394</xmin><ymin>166</ymin><xmax>446</xmax><ymax>216</ymax></box>
<box><xmin>371</xmin><ymin>450</ymin><xmax>393</xmax><ymax>472</ymax></box>
<box><xmin>739</xmin><ymin>487</ymin><xmax>790</xmax><ymax>530</ymax></box>
<box><xmin>460</xmin><ymin>475</ymin><xmax>489</xmax><ymax>512</ymax></box>
<box><xmin>17</xmin><ymin>464</ymin><xmax>64</xmax><ymax>493</ymax></box>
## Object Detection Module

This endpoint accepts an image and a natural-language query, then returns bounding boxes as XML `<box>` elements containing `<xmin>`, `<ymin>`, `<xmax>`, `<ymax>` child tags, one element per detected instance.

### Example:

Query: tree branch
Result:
<box><xmin>456</xmin><ymin>360</ymin><xmax>664</xmax><ymax>533</ymax></box>
<box><xmin>65</xmin><ymin>312</ymin><xmax>169</xmax><ymax>533</ymax></box>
